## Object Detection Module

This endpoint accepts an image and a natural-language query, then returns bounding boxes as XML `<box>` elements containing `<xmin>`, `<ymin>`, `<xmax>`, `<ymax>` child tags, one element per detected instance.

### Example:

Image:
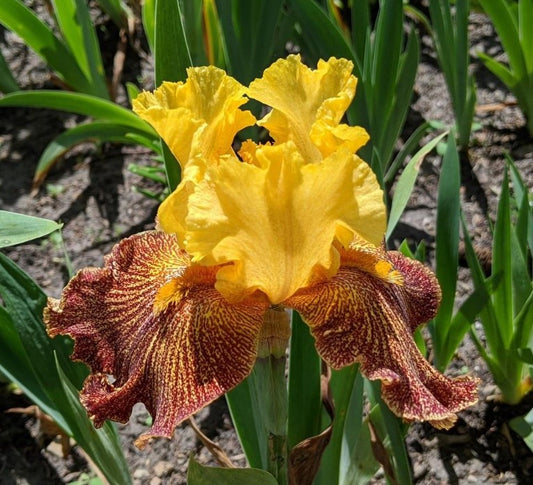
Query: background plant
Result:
<box><xmin>479</xmin><ymin>0</ymin><xmax>533</xmax><ymax>137</ymax></box>
<box><xmin>288</xmin><ymin>0</ymin><xmax>422</xmax><ymax>197</ymax></box>
<box><xmin>0</xmin><ymin>211</ymin><xmax>132</xmax><ymax>484</ymax></box>
<box><xmin>463</xmin><ymin>157</ymin><xmax>533</xmax><ymax>404</ymax></box>
<box><xmin>0</xmin><ymin>0</ymin><xmax>153</xmax><ymax>190</ymax></box>
<box><xmin>0</xmin><ymin>0</ymin><xmax>109</xmax><ymax>98</ymax></box>
<box><xmin>428</xmin><ymin>0</ymin><xmax>477</xmax><ymax>149</ymax></box>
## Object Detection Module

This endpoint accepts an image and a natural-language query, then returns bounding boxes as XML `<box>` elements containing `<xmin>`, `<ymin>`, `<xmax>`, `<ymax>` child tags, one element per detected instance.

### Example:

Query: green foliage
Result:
<box><xmin>287</xmin><ymin>312</ymin><xmax>321</xmax><ymax>450</ymax></box>
<box><xmin>479</xmin><ymin>0</ymin><xmax>533</xmax><ymax>136</ymax></box>
<box><xmin>464</xmin><ymin>157</ymin><xmax>533</xmax><ymax>404</ymax></box>
<box><xmin>0</xmin><ymin>0</ymin><xmax>109</xmax><ymax>98</ymax></box>
<box><xmin>0</xmin><ymin>249</ymin><xmax>131</xmax><ymax>484</ymax></box>
<box><xmin>0</xmin><ymin>211</ymin><xmax>62</xmax><ymax>248</ymax></box>
<box><xmin>96</xmin><ymin>0</ymin><xmax>131</xmax><ymax>29</ymax></box>
<box><xmin>410</xmin><ymin>134</ymin><xmax>490</xmax><ymax>372</ymax></box>
<box><xmin>0</xmin><ymin>46</ymin><xmax>18</xmax><ymax>93</ymax></box>
<box><xmin>0</xmin><ymin>0</ymin><xmax>150</xmax><ymax>190</ymax></box>
<box><xmin>216</xmin><ymin>0</ymin><xmax>291</xmax><ymax>84</ymax></box>
<box><xmin>429</xmin><ymin>0</ymin><xmax>477</xmax><ymax>148</ymax></box>
<box><xmin>52</xmin><ymin>0</ymin><xmax>108</xmax><ymax>97</ymax></box>
<box><xmin>153</xmin><ymin>0</ymin><xmax>192</xmax><ymax>190</ymax></box>
<box><xmin>0</xmin><ymin>91</ymin><xmax>158</xmax><ymax>189</ymax></box>
<box><xmin>510</xmin><ymin>408</ymin><xmax>533</xmax><ymax>452</ymax></box>
<box><xmin>141</xmin><ymin>0</ymin><xmax>156</xmax><ymax>53</ymax></box>
<box><xmin>386</xmin><ymin>131</ymin><xmax>448</xmax><ymax>240</ymax></box>
<box><xmin>187</xmin><ymin>456</ymin><xmax>277</xmax><ymax>484</ymax></box>
<box><xmin>226</xmin><ymin>377</ymin><xmax>270</xmax><ymax>471</ymax></box>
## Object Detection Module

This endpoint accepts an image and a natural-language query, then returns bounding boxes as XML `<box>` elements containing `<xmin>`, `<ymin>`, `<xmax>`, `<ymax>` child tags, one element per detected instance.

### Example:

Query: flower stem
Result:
<box><xmin>252</xmin><ymin>355</ymin><xmax>288</xmax><ymax>484</ymax></box>
<box><xmin>252</xmin><ymin>307</ymin><xmax>290</xmax><ymax>484</ymax></box>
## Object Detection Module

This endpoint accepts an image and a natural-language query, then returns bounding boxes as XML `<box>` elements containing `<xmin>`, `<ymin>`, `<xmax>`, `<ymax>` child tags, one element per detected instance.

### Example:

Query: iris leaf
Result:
<box><xmin>0</xmin><ymin>91</ymin><xmax>153</xmax><ymax>133</ymax></box>
<box><xmin>226</xmin><ymin>378</ymin><xmax>268</xmax><ymax>470</ymax></box>
<box><xmin>287</xmin><ymin>312</ymin><xmax>321</xmax><ymax>450</ymax></box>
<box><xmin>0</xmin><ymin>211</ymin><xmax>62</xmax><ymax>248</ymax></box>
<box><xmin>0</xmin><ymin>254</ymin><xmax>131</xmax><ymax>483</ymax></box>
<box><xmin>52</xmin><ymin>0</ymin><xmax>109</xmax><ymax>99</ymax></box>
<box><xmin>316</xmin><ymin>365</ymin><xmax>359</xmax><ymax>483</ymax></box>
<box><xmin>386</xmin><ymin>131</ymin><xmax>447</xmax><ymax>240</ymax></box>
<box><xmin>188</xmin><ymin>456</ymin><xmax>277</xmax><ymax>484</ymax></box>
<box><xmin>32</xmin><ymin>121</ymin><xmax>158</xmax><ymax>189</ymax></box>
<box><xmin>0</xmin><ymin>0</ymin><xmax>93</xmax><ymax>94</ymax></box>
<box><xmin>0</xmin><ymin>47</ymin><xmax>18</xmax><ymax>93</ymax></box>
<box><xmin>154</xmin><ymin>0</ymin><xmax>191</xmax><ymax>190</ymax></box>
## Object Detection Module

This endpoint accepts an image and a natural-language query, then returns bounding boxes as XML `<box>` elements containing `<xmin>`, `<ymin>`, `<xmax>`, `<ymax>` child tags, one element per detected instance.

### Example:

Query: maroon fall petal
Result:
<box><xmin>45</xmin><ymin>231</ymin><xmax>267</xmax><ymax>447</ymax></box>
<box><xmin>286</xmin><ymin>246</ymin><xmax>478</xmax><ymax>428</ymax></box>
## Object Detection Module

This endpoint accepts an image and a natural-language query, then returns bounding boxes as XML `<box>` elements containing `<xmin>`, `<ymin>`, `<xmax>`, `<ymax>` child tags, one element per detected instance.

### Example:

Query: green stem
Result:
<box><xmin>252</xmin><ymin>354</ymin><xmax>288</xmax><ymax>484</ymax></box>
<box><xmin>250</xmin><ymin>307</ymin><xmax>290</xmax><ymax>484</ymax></box>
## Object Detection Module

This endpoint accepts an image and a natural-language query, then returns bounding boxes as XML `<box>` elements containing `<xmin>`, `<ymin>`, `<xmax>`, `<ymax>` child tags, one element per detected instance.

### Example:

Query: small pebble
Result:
<box><xmin>153</xmin><ymin>460</ymin><xmax>174</xmax><ymax>477</ymax></box>
<box><xmin>133</xmin><ymin>468</ymin><xmax>150</xmax><ymax>479</ymax></box>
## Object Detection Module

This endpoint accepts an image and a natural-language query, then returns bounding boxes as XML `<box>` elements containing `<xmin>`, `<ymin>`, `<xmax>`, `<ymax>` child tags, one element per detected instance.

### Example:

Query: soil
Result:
<box><xmin>1</xmin><ymin>4</ymin><xmax>532</xmax><ymax>485</ymax></box>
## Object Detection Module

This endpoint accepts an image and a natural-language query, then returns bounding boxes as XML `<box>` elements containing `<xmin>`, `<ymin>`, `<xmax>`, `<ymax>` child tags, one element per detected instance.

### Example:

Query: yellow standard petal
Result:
<box><xmin>156</xmin><ymin>154</ymin><xmax>239</xmax><ymax>243</ymax></box>
<box><xmin>133</xmin><ymin>66</ymin><xmax>255</xmax><ymax>168</ymax></box>
<box><xmin>184</xmin><ymin>142</ymin><xmax>385</xmax><ymax>304</ymax></box>
<box><xmin>248</xmin><ymin>55</ymin><xmax>369</xmax><ymax>163</ymax></box>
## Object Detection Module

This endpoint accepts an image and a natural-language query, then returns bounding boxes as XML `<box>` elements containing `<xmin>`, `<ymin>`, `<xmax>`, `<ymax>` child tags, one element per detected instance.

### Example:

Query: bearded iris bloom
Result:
<box><xmin>45</xmin><ymin>56</ymin><xmax>478</xmax><ymax>449</ymax></box>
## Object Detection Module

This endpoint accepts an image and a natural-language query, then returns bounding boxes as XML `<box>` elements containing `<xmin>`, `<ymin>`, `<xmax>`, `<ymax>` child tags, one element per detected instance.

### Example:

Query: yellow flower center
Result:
<box><xmin>134</xmin><ymin>55</ymin><xmax>387</xmax><ymax>303</ymax></box>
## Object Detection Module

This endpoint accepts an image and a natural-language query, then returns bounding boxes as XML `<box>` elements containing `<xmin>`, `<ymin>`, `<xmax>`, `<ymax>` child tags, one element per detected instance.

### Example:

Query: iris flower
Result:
<box><xmin>45</xmin><ymin>56</ymin><xmax>478</xmax><ymax>449</ymax></box>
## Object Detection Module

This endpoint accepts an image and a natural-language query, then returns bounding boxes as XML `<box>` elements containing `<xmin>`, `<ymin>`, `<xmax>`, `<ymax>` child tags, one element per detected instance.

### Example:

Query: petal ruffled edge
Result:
<box><xmin>45</xmin><ymin>231</ymin><xmax>267</xmax><ymax>448</ymax></box>
<box><xmin>248</xmin><ymin>55</ymin><xmax>366</xmax><ymax>163</ymax></box>
<box><xmin>133</xmin><ymin>66</ymin><xmax>255</xmax><ymax>168</ymax></box>
<box><xmin>285</xmin><ymin>246</ymin><xmax>478</xmax><ymax>428</ymax></box>
<box><xmin>183</xmin><ymin>143</ymin><xmax>386</xmax><ymax>303</ymax></box>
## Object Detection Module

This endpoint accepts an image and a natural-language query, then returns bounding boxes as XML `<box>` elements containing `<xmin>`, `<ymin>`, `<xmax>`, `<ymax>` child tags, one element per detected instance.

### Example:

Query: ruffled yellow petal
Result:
<box><xmin>44</xmin><ymin>232</ymin><xmax>267</xmax><ymax>448</ymax></box>
<box><xmin>183</xmin><ymin>142</ymin><xmax>385</xmax><ymax>303</ymax></box>
<box><xmin>285</xmin><ymin>246</ymin><xmax>479</xmax><ymax>428</ymax></box>
<box><xmin>248</xmin><ymin>55</ymin><xmax>368</xmax><ymax>163</ymax></box>
<box><xmin>133</xmin><ymin>66</ymin><xmax>255</xmax><ymax>168</ymax></box>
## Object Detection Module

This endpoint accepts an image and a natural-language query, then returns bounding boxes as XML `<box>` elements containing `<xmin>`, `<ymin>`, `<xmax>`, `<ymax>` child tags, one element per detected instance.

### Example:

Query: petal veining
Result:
<box><xmin>184</xmin><ymin>142</ymin><xmax>385</xmax><ymax>303</ymax></box>
<box><xmin>44</xmin><ymin>232</ymin><xmax>266</xmax><ymax>448</ymax></box>
<box><xmin>248</xmin><ymin>55</ymin><xmax>368</xmax><ymax>163</ymax></box>
<box><xmin>286</xmin><ymin>247</ymin><xmax>478</xmax><ymax>428</ymax></box>
<box><xmin>133</xmin><ymin>66</ymin><xmax>255</xmax><ymax>168</ymax></box>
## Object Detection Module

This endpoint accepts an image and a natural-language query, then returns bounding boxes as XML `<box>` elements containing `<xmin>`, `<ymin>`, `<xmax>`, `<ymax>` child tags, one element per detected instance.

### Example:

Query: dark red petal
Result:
<box><xmin>286</xmin><ymin>247</ymin><xmax>478</xmax><ymax>428</ymax></box>
<box><xmin>45</xmin><ymin>231</ymin><xmax>267</xmax><ymax>447</ymax></box>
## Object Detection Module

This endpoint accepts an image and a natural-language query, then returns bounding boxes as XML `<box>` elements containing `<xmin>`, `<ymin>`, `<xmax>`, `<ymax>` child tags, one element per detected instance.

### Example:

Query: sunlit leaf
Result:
<box><xmin>52</xmin><ymin>0</ymin><xmax>109</xmax><ymax>99</ymax></box>
<box><xmin>510</xmin><ymin>408</ymin><xmax>533</xmax><ymax>453</ymax></box>
<box><xmin>0</xmin><ymin>0</ymin><xmax>93</xmax><ymax>94</ymax></box>
<box><xmin>0</xmin><ymin>91</ymin><xmax>154</xmax><ymax>133</ymax></box>
<box><xmin>386</xmin><ymin>131</ymin><xmax>447</xmax><ymax>240</ymax></box>
<box><xmin>0</xmin><ymin>211</ymin><xmax>62</xmax><ymax>248</ymax></box>
<box><xmin>33</xmin><ymin>121</ymin><xmax>158</xmax><ymax>188</ymax></box>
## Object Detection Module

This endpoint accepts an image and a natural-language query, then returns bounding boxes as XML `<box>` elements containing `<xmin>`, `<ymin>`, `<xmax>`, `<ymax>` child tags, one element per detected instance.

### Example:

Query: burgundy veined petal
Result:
<box><xmin>45</xmin><ymin>231</ymin><xmax>267</xmax><ymax>448</ymax></box>
<box><xmin>286</xmin><ymin>247</ymin><xmax>478</xmax><ymax>428</ymax></box>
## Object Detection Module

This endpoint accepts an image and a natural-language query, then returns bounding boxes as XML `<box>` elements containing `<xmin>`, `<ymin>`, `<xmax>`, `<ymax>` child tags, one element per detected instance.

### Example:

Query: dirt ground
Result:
<box><xmin>1</xmin><ymin>5</ymin><xmax>532</xmax><ymax>485</ymax></box>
